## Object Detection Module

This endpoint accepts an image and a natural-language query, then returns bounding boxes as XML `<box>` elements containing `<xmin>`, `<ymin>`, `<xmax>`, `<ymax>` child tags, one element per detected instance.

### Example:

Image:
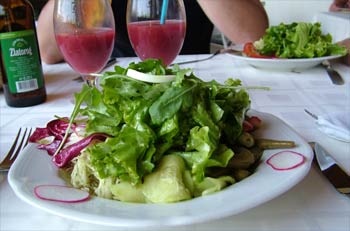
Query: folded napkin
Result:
<box><xmin>316</xmin><ymin>111</ymin><xmax>350</xmax><ymax>142</ymax></box>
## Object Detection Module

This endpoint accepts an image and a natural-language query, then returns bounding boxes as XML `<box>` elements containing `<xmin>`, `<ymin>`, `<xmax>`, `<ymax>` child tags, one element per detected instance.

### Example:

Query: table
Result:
<box><xmin>1</xmin><ymin>55</ymin><xmax>350</xmax><ymax>231</ymax></box>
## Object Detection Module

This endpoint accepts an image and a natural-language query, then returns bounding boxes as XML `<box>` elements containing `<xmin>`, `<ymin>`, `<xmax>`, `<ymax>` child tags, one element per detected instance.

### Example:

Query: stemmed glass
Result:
<box><xmin>53</xmin><ymin>0</ymin><xmax>115</xmax><ymax>87</ymax></box>
<box><xmin>126</xmin><ymin>0</ymin><xmax>186</xmax><ymax>66</ymax></box>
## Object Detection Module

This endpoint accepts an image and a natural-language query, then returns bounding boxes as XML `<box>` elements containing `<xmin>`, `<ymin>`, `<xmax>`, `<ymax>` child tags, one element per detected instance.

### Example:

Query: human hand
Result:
<box><xmin>329</xmin><ymin>0</ymin><xmax>350</xmax><ymax>11</ymax></box>
<box><xmin>335</xmin><ymin>39</ymin><xmax>350</xmax><ymax>66</ymax></box>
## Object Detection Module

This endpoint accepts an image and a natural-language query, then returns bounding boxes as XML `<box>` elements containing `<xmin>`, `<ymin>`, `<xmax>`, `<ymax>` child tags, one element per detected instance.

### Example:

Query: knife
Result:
<box><xmin>322</xmin><ymin>60</ymin><xmax>344</xmax><ymax>85</ymax></box>
<box><xmin>312</xmin><ymin>142</ymin><xmax>350</xmax><ymax>195</ymax></box>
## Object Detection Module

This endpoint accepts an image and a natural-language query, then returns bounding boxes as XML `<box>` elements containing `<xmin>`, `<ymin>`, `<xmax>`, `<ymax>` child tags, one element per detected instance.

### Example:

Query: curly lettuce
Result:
<box><xmin>254</xmin><ymin>22</ymin><xmax>347</xmax><ymax>58</ymax></box>
<box><xmin>68</xmin><ymin>59</ymin><xmax>251</xmax><ymax>202</ymax></box>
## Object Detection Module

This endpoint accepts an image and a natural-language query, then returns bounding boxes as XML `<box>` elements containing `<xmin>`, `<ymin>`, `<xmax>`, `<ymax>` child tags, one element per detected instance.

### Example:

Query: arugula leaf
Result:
<box><xmin>149</xmin><ymin>84</ymin><xmax>196</xmax><ymax>125</ymax></box>
<box><xmin>53</xmin><ymin>85</ymin><xmax>92</xmax><ymax>156</ymax></box>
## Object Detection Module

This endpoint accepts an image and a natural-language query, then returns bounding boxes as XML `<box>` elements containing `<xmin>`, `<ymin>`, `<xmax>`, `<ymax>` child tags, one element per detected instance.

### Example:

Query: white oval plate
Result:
<box><xmin>8</xmin><ymin>110</ymin><xmax>313</xmax><ymax>228</ymax></box>
<box><xmin>227</xmin><ymin>52</ymin><xmax>342</xmax><ymax>71</ymax></box>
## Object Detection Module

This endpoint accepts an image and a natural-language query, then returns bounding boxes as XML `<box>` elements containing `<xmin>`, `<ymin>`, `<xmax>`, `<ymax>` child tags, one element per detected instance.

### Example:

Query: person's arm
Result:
<box><xmin>37</xmin><ymin>0</ymin><xmax>63</xmax><ymax>64</ymax></box>
<box><xmin>197</xmin><ymin>0</ymin><xmax>268</xmax><ymax>44</ymax></box>
<box><xmin>329</xmin><ymin>0</ymin><xmax>350</xmax><ymax>11</ymax></box>
<box><xmin>337</xmin><ymin>38</ymin><xmax>350</xmax><ymax>66</ymax></box>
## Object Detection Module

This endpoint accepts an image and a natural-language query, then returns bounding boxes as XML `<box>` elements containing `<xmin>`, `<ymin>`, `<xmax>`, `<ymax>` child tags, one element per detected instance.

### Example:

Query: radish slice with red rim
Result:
<box><xmin>34</xmin><ymin>185</ymin><xmax>90</xmax><ymax>203</ymax></box>
<box><xmin>266</xmin><ymin>151</ymin><xmax>306</xmax><ymax>171</ymax></box>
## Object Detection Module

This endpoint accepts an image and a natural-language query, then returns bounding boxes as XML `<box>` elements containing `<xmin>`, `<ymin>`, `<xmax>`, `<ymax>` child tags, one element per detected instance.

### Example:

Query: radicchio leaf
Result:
<box><xmin>29</xmin><ymin>127</ymin><xmax>52</xmax><ymax>143</ymax></box>
<box><xmin>37</xmin><ymin>140</ymin><xmax>61</xmax><ymax>156</ymax></box>
<box><xmin>53</xmin><ymin>133</ymin><xmax>108</xmax><ymax>167</ymax></box>
<box><xmin>29</xmin><ymin>119</ymin><xmax>73</xmax><ymax>143</ymax></box>
<box><xmin>47</xmin><ymin>118</ymin><xmax>72</xmax><ymax>140</ymax></box>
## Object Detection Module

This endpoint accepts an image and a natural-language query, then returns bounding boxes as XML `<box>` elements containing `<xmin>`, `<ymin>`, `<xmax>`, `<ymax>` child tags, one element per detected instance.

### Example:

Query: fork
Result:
<box><xmin>171</xmin><ymin>44</ymin><xmax>243</xmax><ymax>66</ymax></box>
<box><xmin>0</xmin><ymin>128</ymin><xmax>32</xmax><ymax>171</ymax></box>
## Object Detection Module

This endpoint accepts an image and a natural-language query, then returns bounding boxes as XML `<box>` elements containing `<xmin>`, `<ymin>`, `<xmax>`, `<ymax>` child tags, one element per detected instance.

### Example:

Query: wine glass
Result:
<box><xmin>53</xmin><ymin>0</ymin><xmax>115</xmax><ymax>87</ymax></box>
<box><xmin>127</xmin><ymin>0</ymin><xmax>186</xmax><ymax>66</ymax></box>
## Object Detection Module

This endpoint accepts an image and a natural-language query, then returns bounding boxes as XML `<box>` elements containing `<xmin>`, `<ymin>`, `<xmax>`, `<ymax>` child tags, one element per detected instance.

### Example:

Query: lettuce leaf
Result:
<box><xmin>89</xmin><ymin>125</ymin><xmax>155</xmax><ymax>184</ymax></box>
<box><xmin>254</xmin><ymin>22</ymin><xmax>347</xmax><ymax>58</ymax></box>
<box><xmin>73</xmin><ymin>59</ymin><xmax>250</xmax><ymax>187</ymax></box>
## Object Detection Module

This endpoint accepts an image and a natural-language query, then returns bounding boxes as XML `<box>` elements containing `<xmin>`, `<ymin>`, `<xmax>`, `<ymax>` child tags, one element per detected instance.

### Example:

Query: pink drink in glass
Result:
<box><xmin>127</xmin><ymin>20</ymin><xmax>186</xmax><ymax>66</ymax></box>
<box><xmin>56</xmin><ymin>28</ymin><xmax>115</xmax><ymax>74</ymax></box>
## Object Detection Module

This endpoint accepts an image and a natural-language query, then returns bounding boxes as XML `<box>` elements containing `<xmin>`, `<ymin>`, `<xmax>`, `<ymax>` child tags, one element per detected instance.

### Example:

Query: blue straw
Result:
<box><xmin>160</xmin><ymin>0</ymin><xmax>169</xmax><ymax>24</ymax></box>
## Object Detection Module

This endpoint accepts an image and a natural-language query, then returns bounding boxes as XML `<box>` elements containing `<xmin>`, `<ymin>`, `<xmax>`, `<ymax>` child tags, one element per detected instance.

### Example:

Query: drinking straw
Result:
<box><xmin>160</xmin><ymin>0</ymin><xmax>169</xmax><ymax>24</ymax></box>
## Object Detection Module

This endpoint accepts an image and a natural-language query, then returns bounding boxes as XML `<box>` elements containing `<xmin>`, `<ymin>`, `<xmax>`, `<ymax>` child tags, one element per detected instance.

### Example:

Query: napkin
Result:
<box><xmin>316</xmin><ymin>111</ymin><xmax>350</xmax><ymax>142</ymax></box>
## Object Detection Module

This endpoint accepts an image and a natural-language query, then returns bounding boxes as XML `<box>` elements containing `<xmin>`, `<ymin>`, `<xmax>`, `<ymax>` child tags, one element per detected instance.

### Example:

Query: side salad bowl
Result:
<box><xmin>227</xmin><ymin>53</ymin><xmax>343</xmax><ymax>72</ymax></box>
<box><xmin>228</xmin><ymin>22</ymin><xmax>347</xmax><ymax>72</ymax></box>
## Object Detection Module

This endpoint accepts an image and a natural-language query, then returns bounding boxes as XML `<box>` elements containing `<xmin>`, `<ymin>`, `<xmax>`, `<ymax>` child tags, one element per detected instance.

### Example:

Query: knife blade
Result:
<box><xmin>322</xmin><ymin>60</ymin><xmax>344</xmax><ymax>85</ymax></box>
<box><xmin>313</xmin><ymin>142</ymin><xmax>350</xmax><ymax>195</ymax></box>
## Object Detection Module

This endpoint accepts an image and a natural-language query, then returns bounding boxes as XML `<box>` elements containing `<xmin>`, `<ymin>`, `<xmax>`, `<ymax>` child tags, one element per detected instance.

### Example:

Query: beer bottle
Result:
<box><xmin>0</xmin><ymin>0</ymin><xmax>46</xmax><ymax>107</ymax></box>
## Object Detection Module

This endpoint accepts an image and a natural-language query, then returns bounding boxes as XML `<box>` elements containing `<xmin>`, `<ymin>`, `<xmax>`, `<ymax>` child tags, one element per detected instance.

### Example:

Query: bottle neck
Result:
<box><xmin>0</xmin><ymin>0</ymin><xmax>33</xmax><ymax>33</ymax></box>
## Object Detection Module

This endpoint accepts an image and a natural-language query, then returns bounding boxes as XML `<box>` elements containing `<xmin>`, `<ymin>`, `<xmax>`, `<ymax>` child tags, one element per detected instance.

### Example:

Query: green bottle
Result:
<box><xmin>0</xmin><ymin>0</ymin><xmax>46</xmax><ymax>107</ymax></box>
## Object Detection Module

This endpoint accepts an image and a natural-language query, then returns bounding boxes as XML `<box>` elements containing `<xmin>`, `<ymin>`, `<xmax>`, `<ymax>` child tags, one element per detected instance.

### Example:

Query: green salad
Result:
<box><xmin>59</xmin><ymin>59</ymin><xmax>256</xmax><ymax>203</ymax></box>
<box><xmin>253</xmin><ymin>22</ymin><xmax>347</xmax><ymax>58</ymax></box>
<box><xmin>28</xmin><ymin>59</ymin><xmax>286</xmax><ymax>203</ymax></box>
<box><xmin>69</xmin><ymin>59</ymin><xmax>253</xmax><ymax>203</ymax></box>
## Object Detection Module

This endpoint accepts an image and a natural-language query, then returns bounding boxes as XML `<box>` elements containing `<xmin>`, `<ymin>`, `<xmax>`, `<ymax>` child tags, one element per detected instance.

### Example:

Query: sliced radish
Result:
<box><xmin>266</xmin><ymin>151</ymin><xmax>306</xmax><ymax>171</ymax></box>
<box><xmin>126</xmin><ymin>69</ymin><xmax>176</xmax><ymax>83</ymax></box>
<box><xmin>34</xmin><ymin>185</ymin><xmax>90</xmax><ymax>203</ymax></box>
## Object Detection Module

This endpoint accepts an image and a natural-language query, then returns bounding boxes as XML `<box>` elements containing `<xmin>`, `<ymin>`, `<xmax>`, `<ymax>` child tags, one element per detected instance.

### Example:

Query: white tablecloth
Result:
<box><xmin>1</xmin><ymin>55</ymin><xmax>350</xmax><ymax>231</ymax></box>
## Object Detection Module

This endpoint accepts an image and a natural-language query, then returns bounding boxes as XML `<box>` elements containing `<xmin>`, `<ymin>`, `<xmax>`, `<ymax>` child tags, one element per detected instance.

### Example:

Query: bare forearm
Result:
<box><xmin>329</xmin><ymin>0</ymin><xmax>350</xmax><ymax>11</ymax></box>
<box><xmin>197</xmin><ymin>0</ymin><xmax>268</xmax><ymax>44</ymax></box>
<box><xmin>37</xmin><ymin>0</ymin><xmax>63</xmax><ymax>64</ymax></box>
<box><xmin>337</xmin><ymin>38</ymin><xmax>350</xmax><ymax>65</ymax></box>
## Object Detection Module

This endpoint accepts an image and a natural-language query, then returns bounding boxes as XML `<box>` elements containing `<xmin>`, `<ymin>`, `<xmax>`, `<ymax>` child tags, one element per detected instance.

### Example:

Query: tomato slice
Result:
<box><xmin>243</xmin><ymin>42</ymin><xmax>275</xmax><ymax>59</ymax></box>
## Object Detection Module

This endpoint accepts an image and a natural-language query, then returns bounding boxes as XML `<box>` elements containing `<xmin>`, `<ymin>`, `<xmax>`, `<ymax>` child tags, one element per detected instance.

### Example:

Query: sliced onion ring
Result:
<box><xmin>126</xmin><ymin>69</ymin><xmax>176</xmax><ymax>83</ymax></box>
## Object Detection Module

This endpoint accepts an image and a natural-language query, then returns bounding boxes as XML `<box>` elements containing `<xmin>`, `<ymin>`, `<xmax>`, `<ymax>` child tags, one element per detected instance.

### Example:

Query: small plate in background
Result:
<box><xmin>227</xmin><ymin>53</ymin><xmax>342</xmax><ymax>71</ymax></box>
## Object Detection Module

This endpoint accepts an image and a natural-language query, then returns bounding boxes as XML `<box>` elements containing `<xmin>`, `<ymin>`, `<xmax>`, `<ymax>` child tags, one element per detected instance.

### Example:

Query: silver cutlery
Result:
<box><xmin>172</xmin><ymin>44</ymin><xmax>243</xmax><ymax>66</ymax></box>
<box><xmin>304</xmin><ymin>109</ymin><xmax>350</xmax><ymax>142</ymax></box>
<box><xmin>321</xmin><ymin>60</ymin><xmax>344</xmax><ymax>85</ymax></box>
<box><xmin>0</xmin><ymin>128</ymin><xmax>32</xmax><ymax>171</ymax></box>
<box><xmin>171</xmin><ymin>49</ymin><xmax>222</xmax><ymax>66</ymax></box>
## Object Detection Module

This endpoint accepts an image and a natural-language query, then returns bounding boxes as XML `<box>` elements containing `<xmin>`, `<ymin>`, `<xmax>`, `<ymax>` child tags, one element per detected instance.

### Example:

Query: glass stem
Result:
<box><xmin>83</xmin><ymin>75</ymin><xmax>96</xmax><ymax>87</ymax></box>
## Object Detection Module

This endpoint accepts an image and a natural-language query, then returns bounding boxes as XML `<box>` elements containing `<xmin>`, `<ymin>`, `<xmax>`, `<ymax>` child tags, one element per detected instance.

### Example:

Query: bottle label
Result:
<box><xmin>0</xmin><ymin>30</ymin><xmax>44</xmax><ymax>93</ymax></box>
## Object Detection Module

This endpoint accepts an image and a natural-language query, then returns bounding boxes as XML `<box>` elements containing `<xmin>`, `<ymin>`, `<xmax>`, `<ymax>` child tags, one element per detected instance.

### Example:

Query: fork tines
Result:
<box><xmin>0</xmin><ymin>128</ymin><xmax>32</xmax><ymax>171</ymax></box>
